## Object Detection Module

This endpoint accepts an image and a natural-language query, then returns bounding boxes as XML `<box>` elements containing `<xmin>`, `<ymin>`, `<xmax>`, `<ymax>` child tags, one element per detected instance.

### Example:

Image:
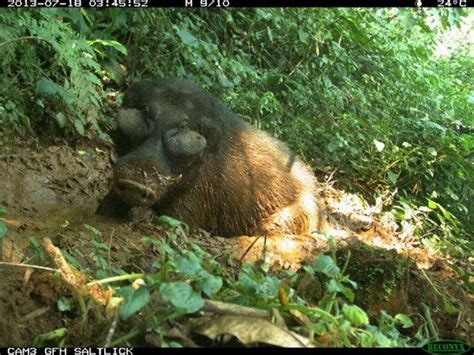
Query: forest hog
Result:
<box><xmin>97</xmin><ymin>78</ymin><xmax>322</xmax><ymax>237</ymax></box>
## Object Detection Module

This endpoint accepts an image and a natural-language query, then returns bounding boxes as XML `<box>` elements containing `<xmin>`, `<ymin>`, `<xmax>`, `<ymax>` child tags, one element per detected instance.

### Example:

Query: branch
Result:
<box><xmin>0</xmin><ymin>261</ymin><xmax>58</xmax><ymax>273</ymax></box>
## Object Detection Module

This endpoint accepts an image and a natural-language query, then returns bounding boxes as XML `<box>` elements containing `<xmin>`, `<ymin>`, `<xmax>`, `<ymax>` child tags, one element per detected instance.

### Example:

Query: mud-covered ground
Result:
<box><xmin>0</xmin><ymin>141</ymin><xmax>472</xmax><ymax>346</ymax></box>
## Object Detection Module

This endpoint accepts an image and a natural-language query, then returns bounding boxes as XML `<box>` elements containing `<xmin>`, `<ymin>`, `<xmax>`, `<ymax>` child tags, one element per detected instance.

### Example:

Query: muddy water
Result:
<box><xmin>0</xmin><ymin>144</ymin><xmax>113</xmax><ymax>257</ymax></box>
<box><xmin>0</xmin><ymin>145</ymin><xmax>112</xmax><ymax>212</ymax></box>
<box><xmin>0</xmin><ymin>144</ymin><xmax>170</xmax><ymax>346</ymax></box>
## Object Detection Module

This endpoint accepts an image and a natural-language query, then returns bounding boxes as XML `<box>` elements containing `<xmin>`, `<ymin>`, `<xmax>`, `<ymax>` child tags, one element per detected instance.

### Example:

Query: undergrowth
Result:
<box><xmin>32</xmin><ymin>220</ymin><xmax>430</xmax><ymax>347</ymax></box>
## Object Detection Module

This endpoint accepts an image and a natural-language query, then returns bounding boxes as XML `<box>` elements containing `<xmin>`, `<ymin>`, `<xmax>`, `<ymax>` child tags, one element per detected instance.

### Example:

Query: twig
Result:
<box><xmin>41</xmin><ymin>237</ymin><xmax>87</xmax><ymax>289</ymax></box>
<box><xmin>0</xmin><ymin>217</ymin><xmax>23</xmax><ymax>226</ymax></box>
<box><xmin>341</xmin><ymin>250</ymin><xmax>351</xmax><ymax>275</ymax></box>
<box><xmin>0</xmin><ymin>261</ymin><xmax>58</xmax><ymax>273</ymax></box>
<box><xmin>104</xmin><ymin>306</ymin><xmax>121</xmax><ymax>347</ymax></box>
<box><xmin>87</xmin><ymin>273</ymin><xmax>145</xmax><ymax>287</ymax></box>
<box><xmin>41</xmin><ymin>237</ymin><xmax>89</xmax><ymax>323</ymax></box>
<box><xmin>420</xmin><ymin>269</ymin><xmax>443</xmax><ymax>297</ymax></box>
<box><xmin>421</xmin><ymin>303</ymin><xmax>439</xmax><ymax>341</ymax></box>
<box><xmin>23</xmin><ymin>306</ymin><xmax>51</xmax><ymax>321</ymax></box>
<box><xmin>239</xmin><ymin>235</ymin><xmax>263</xmax><ymax>263</ymax></box>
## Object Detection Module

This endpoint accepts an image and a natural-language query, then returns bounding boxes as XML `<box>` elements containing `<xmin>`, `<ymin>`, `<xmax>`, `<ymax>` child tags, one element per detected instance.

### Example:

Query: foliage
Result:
<box><xmin>0</xmin><ymin>10</ymin><xmax>116</xmax><ymax>138</ymax></box>
<box><xmin>88</xmin><ymin>228</ymin><xmax>419</xmax><ymax>347</ymax></box>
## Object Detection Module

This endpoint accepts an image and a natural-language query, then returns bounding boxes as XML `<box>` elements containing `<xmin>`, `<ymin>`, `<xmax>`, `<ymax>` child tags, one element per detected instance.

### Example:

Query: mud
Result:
<box><xmin>0</xmin><ymin>142</ymin><xmax>472</xmax><ymax>346</ymax></box>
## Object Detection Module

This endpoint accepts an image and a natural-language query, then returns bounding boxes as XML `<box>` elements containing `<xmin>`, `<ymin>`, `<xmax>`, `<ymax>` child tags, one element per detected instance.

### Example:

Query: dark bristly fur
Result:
<box><xmin>98</xmin><ymin>78</ymin><xmax>322</xmax><ymax>237</ymax></box>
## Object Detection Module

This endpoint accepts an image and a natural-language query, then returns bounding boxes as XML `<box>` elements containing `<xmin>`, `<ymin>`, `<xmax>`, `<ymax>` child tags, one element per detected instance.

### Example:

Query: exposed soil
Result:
<box><xmin>0</xmin><ymin>141</ymin><xmax>472</xmax><ymax>346</ymax></box>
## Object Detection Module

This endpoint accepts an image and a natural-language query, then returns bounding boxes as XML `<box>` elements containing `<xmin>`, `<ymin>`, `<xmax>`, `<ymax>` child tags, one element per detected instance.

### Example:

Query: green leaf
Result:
<box><xmin>151</xmin><ymin>260</ymin><xmax>161</xmax><ymax>270</ymax></box>
<box><xmin>197</xmin><ymin>271</ymin><xmax>223</xmax><ymax>297</ymax></box>
<box><xmin>387</xmin><ymin>171</ymin><xmax>398</xmax><ymax>185</ymax></box>
<box><xmin>5</xmin><ymin>101</ymin><xmax>16</xmax><ymax>110</ymax></box>
<box><xmin>310</xmin><ymin>322</ymin><xmax>327</xmax><ymax>336</ymax></box>
<box><xmin>237</xmin><ymin>270</ymin><xmax>258</xmax><ymax>292</ymax></box>
<box><xmin>83</xmin><ymin>223</ymin><xmax>101</xmax><ymax>237</ymax></box>
<box><xmin>256</xmin><ymin>9</ymin><xmax>273</xmax><ymax>20</ymax></box>
<box><xmin>119</xmin><ymin>286</ymin><xmax>151</xmax><ymax>320</ymax></box>
<box><xmin>91</xmin><ymin>239</ymin><xmax>108</xmax><ymax>251</ymax></box>
<box><xmin>298</xmin><ymin>29</ymin><xmax>309</xmax><ymax>43</ymax></box>
<box><xmin>219</xmin><ymin>75</ymin><xmax>233</xmax><ymax>88</ymax></box>
<box><xmin>322</xmin><ymin>75</ymin><xmax>333</xmax><ymax>88</ymax></box>
<box><xmin>159</xmin><ymin>242</ymin><xmax>177</xmax><ymax>257</ymax></box>
<box><xmin>236</xmin><ymin>264</ymin><xmax>261</xmax><ymax>293</ymax></box>
<box><xmin>358</xmin><ymin>332</ymin><xmax>374</xmax><ymax>347</ymax></box>
<box><xmin>394</xmin><ymin>314</ymin><xmax>414</xmax><ymax>328</ymax></box>
<box><xmin>342</xmin><ymin>304</ymin><xmax>369</xmax><ymax>326</ymax></box>
<box><xmin>427</xmin><ymin>147</ymin><xmax>437</xmax><ymax>157</ymax></box>
<box><xmin>313</xmin><ymin>255</ymin><xmax>340</xmax><ymax>278</ymax></box>
<box><xmin>74</xmin><ymin>120</ymin><xmax>85</xmax><ymax>136</ymax></box>
<box><xmin>37</xmin><ymin>78</ymin><xmax>61</xmax><ymax>96</ymax></box>
<box><xmin>159</xmin><ymin>282</ymin><xmax>204</xmax><ymax>314</ymax></box>
<box><xmin>443</xmin><ymin>299</ymin><xmax>458</xmax><ymax>316</ymax></box>
<box><xmin>345</xmin><ymin>278</ymin><xmax>358</xmax><ymax>290</ymax></box>
<box><xmin>176</xmin><ymin>29</ymin><xmax>199</xmax><ymax>47</ymax></box>
<box><xmin>29</xmin><ymin>237</ymin><xmax>45</xmax><ymax>260</ymax></box>
<box><xmin>0</xmin><ymin>205</ymin><xmax>7</xmax><ymax>216</ymax></box>
<box><xmin>95</xmin><ymin>270</ymin><xmax>108</xmax><ymax>280</ymax></box>
<box><xmin>256</xmin><ymin>276</ymin><xmax>280</xmax><ymax>298</ymax></box>
<box><xmin>327</xmin><ymin>279</ymin><xmax>354</xmax><ymax>302</ymax></box>
<box><xmin>62</xmin><ymin>251</ymin><xmax>82</xmax><ymax>269</ymax></box>
<box><xmin>32</xmin><ymin>328</ymin><xmax>66</xmax><ymax>347</ymax></box>
<box><xmin>87</xmin><ymin>39</ymin><xmax>128</xmax><ymax>56</ymax></box>
<box><xmin>176</xmin><ymin>252</ymin><xmax>202</xmax><ymax>277</ymax></box>
<box><xmin>373</xmin><ymin>330</ymin><xmax>392</xmax><ymax>347</ymax></box>
<box><xmin>157</xmin><ymin>215</ymin><xmax>182</xmax><ymax>228</ymax></box>
<box><xmin>437</xmin><ymin>204</ymin><xmax>452</xmax><ymax>221</ymax></box>
<box><xmin>427</xmin><ymin>199</ymin><xmax>438</xmax><ymax>209</ymax></box>
<box><xmin>55</xmin><ymin>112</ymin><xmax>67</xmax><ymax>128</ymax></box>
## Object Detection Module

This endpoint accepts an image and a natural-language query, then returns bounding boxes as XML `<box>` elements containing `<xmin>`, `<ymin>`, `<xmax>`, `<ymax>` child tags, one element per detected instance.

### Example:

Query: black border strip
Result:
<box><xmin>1</xmin><ymin>0</ymin><xmax>472</xmax><ymax>8</ymax></box>
<box><xmin>0</xmin><ymin>347</ymin><xmax>430</xmax><ymax>354</ymax></box>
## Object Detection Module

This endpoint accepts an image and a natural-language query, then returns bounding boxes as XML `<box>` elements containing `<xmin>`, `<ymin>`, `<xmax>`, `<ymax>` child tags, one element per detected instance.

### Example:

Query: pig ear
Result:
<box><xmin>142</xmin><ymin>102</ymin><xmax>166</xmax><ymax>124</ymax></box>
<box><xmin>199</xmin><ymin>117</ymin><xmax>222</xmax><ymax>152</ymax></box>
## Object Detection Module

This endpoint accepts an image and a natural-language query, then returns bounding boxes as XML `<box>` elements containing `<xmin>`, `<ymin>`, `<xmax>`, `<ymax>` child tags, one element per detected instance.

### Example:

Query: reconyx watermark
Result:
<box><xmin>422</xmin><ymin>340</ymin><xmax>470</xmax><ymax>354</ymax></box>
